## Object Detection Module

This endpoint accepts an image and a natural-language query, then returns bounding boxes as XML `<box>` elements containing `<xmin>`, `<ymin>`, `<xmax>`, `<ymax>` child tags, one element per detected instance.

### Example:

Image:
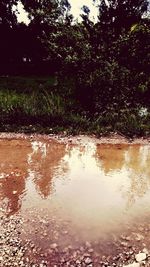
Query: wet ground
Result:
<box><xmin>0</xmin><ymin>133</ymin><xmax>150</xmax><ymax>267</ymax></box>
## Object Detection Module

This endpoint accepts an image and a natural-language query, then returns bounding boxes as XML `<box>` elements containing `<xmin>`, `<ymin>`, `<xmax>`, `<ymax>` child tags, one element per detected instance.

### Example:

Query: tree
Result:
<box><xmin>0</xmin><ymin>0</ymin><xmax>19</xmax><ymax>73</ymax></box>
<box><xmin>97</xmin><ymin>0</ymin><xmax>149</xmax><ymax>35</ymax></box>
<box><xmin>75</xmin><ymin>0</ymin><xmax>150</xmax><ymax>111</ymax></box>
<box><xmin>0</xmin><ymin>0</ymin><xmax>18</xmax><ymax>27</ymax></box>
<box><xmin>116</xmin><ymin>20</ymin><xmax>150</xmax><ymax>105</ymax></box>
<box><xmin>19</xmin><ymin>0</ymin><xmax>73</xmax><ymax>70</ymax></box>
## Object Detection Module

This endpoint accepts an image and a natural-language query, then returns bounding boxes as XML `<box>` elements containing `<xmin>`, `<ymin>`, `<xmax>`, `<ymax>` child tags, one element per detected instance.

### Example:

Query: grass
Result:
<box><xmin>0</xmin><ymin>76</ymin><xmax>149</xmax><ymax>137</ymax></box>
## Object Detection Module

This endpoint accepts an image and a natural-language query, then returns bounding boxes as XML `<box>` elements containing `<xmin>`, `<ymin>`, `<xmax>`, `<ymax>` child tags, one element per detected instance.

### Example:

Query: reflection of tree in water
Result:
<box><xmin>95</xmin><ymin>144</ymin><xmax>129</xmax><ymax>174</ymax></box>
<box><xmin>124</xmin><ymin>145</ymin><xmax>150</xmax><ymax>208</ymax></box>
<box><xmin>28</xmin><ymin>141</ymin><xmax>67</xmax><ymax>198</ymax></box>
<box><xmin>0</xmin><ymin>173</ymin><xmax>26</xmax><ymax>215</ymax></box>
<box><xmin>1</xmin><ymin>139</ymin><xmax>150</xmax><ymax>216</ymax></box>
<box><xmin>0</xmin><ymin>140</ymin><xmax>32</xmax><ymax>215</ymax></box>
<box><xmin>0</xmin><ymin>139</ymin><xmax>67</xmax><ymax>214</ymax></box>
<box><xmin>95</xmin><ymin>143</ymin><xmax>150</xmax><ymax>209</ymax></box>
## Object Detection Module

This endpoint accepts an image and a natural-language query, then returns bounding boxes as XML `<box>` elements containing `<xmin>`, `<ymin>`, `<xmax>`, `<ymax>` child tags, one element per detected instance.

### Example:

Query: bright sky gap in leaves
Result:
<box><xmin>13</xmin><ymin>0</ymin><xmax>101</xmax><ymax>24</ymax></box>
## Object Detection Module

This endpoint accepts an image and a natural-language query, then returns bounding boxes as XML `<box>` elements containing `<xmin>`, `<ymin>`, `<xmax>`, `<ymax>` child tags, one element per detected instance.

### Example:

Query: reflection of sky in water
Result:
<box><xmin>0</xmin><ymin>139</ymin><xmax>150</xmax><ymax>233</ymax></box>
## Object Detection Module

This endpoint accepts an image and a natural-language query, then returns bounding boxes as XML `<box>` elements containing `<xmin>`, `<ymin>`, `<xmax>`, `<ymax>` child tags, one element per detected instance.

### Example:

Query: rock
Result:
<box><xmin>50</xmin><ymin>243</ymin><xmax>58</xmax><ymax>249</ymax></box>
<box><xmin>76</xmin><ymin>260</ymin><xmax>81</xmax><ymax>265</ymax></box>
<box><xmin>85</xmin><ymin>241</ymin><xmax>92</xmax><ymax>248</ymax></box>
<box><xmin>84</xmin><ymin>257</ymin><xmax>92</xmax><ymax>265</ymax></box>
<box><xmin>120</xmin><ymin>235</ymin><xmax>131</xmax><ymax>243</ymax></box>
<box><xmin>135</xmin><ymin>233</ymin><xmax>144</xmax><ymax>241</ymax></box>
<box><xmin>143</xmin><ymin>248</ymin><xmax>149</xmax><ymax>255</ymax></box>
<box><xmin>88</xmin><ymin>248</ymin><xmax>94</xmax><ymax>253</ymax></box>
<box><xmin>135</xmin><ymin>252</ymin><xmax>147</xmax><ymax>262</ymax></box>
<box><xmin>120</xmin><ymin>241</ymin><xmax>128</xmax><ymax>247</ymax></box>
<box><xmin>123</xmin><ymin>263</ymin><xmax>140</xmax><ymax>267</ymax></box>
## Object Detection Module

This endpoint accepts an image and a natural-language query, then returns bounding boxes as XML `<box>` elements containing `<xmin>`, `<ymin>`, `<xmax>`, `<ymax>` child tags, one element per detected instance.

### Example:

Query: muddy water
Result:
<box><xmin>0</xmin><ymin>136</ymin><xmax>150</xmax><ymax>264</ymax></box>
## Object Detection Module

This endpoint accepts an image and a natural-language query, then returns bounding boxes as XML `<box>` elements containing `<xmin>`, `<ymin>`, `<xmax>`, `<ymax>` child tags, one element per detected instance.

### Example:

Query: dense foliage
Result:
<box><xmin>0</xmin><ymin>0</ymin><xmax>150</xmax><ymax>130</ymax></box>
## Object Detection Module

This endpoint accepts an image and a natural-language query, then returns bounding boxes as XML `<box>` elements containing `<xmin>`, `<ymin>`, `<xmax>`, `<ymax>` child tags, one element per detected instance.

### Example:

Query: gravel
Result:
<box><xmin>1</xmin><ymin>208</ymin><xmax>150</xmax><ymax>267</ymax></box>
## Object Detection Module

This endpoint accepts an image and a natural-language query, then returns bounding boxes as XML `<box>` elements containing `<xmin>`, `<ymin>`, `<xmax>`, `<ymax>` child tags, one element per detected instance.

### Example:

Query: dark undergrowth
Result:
<box><xmin>0</xmin><ymin>76</ymin><xmax>149</xmax><ymax>138</ymax></box>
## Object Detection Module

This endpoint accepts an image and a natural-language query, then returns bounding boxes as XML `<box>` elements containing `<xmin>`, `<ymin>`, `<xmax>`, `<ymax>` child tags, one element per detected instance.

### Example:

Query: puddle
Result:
<box><xmin>0</xmin><ymin>136</ymin><xmax>150</xmax><ymax>264</ymax></box>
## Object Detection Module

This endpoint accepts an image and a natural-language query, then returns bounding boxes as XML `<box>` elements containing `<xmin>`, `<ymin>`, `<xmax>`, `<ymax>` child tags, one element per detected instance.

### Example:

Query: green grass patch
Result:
<box><xmin>0</xmin><ymin>76</ymin><xmax>149</xmax><ymax>137</ymax></box>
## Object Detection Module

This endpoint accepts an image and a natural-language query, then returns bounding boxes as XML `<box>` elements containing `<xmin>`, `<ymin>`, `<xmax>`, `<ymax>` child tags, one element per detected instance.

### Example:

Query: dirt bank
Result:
<box><xmin>0</xmin><ymin>132</ymin><xmax>149</xmax><ymax>144</ymax></box>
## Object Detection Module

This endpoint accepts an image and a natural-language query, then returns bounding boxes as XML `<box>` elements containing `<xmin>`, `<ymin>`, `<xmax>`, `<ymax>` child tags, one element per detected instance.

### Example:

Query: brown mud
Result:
<box><xmin>0</xmin><ymin>133</ymin><xmax>150</xmax><ymax>267</ymax></box>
